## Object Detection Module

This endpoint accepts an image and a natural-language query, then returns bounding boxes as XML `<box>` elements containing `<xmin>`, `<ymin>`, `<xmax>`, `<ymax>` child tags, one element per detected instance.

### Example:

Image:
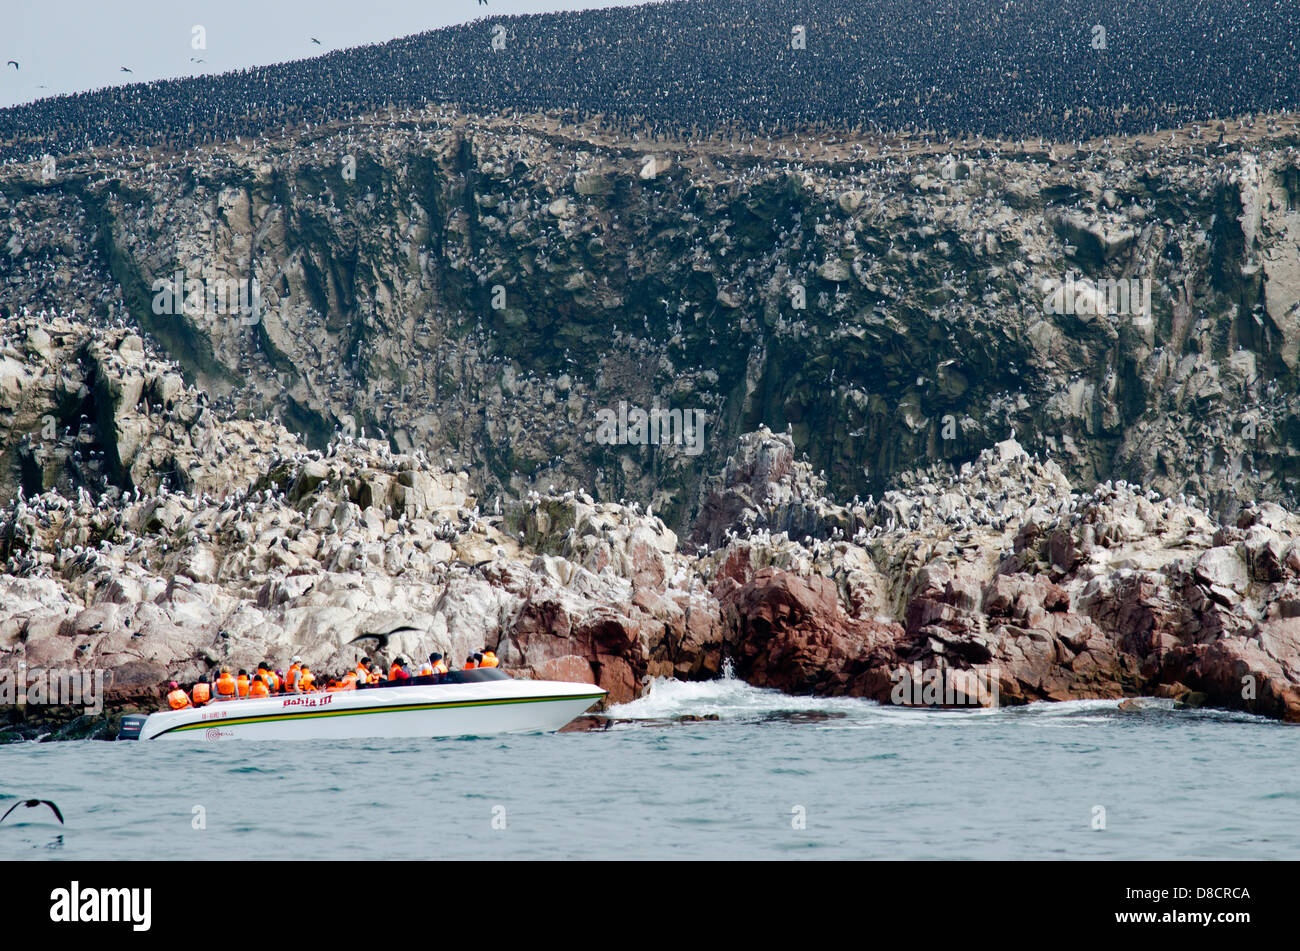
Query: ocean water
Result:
<box><xmin>2</xmin><ymin>673</ymin><xmax>1297</xmax><ymax>860</ymax></box>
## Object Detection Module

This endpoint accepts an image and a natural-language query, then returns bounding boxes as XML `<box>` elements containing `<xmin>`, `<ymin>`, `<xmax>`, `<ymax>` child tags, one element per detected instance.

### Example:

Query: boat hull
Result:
<box><xmin>135</xmin><ymin>679</ymin><xmax>606</xmax><ymax>741</ymax></box>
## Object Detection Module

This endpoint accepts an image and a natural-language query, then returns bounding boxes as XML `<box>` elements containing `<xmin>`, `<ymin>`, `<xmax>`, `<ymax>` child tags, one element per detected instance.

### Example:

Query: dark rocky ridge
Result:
<box><xmin>2</xmin><ymin>0</ymin><xmax>1298</xmax><ymax>163</ymax></box>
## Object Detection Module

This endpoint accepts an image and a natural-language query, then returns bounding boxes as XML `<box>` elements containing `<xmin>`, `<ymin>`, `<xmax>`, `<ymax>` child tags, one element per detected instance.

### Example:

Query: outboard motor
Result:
<box><xmin>117</xmin><ymin>714</ymin><xmax>148</xmax><ymax>741</ymax></box>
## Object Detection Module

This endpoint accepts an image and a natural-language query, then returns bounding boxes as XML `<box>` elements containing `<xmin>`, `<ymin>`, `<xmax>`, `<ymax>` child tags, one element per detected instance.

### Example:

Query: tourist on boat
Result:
<box><xmin>354</xmin><ymin>658</ymin><xmax>372</xmax><ymax>684</ymax></box>
<box><xmin>255</xmin><ymin>662</ymin><xmax>277</xmax><ymax>694</ymax></box>
<box><xmin>431</xmin><ymin>653</ymin><xmax>448</xmax><ymax>675</ymax></box>
<box><xmin>285</xmin><ymin>656</ymin><xmax>303</xmax><ymax>692</ymax></box>
<box><xmin>389</xmin><ymin>655</ymin><xmax>411</xmax><ymax>681</ymax></box>
<box><xmin>190</xmin><ymin>680</ymin><xmax>211</xmax><ymax>707</ymax></box>
<box><xmin>214</xmin><ymin>667</ymin><xmax>238</xmax><ymax>701</ymax></box>
<box><xmin>298</xmin><ymin>665</ymin><xmax>316</xmax><ymax>692</ymax></box>
<box><xmin>236</xmin><ymin>669</ymin><xmax>251</xmax><ymax>698</ymax></box>
<box><xmin>166</xmin><ymin>681</ymin><xmax>192</xmax><ymax>710</ymax></box>
<box><xmin>479</xmin><ymin>648</ymin><xmax>499</xmax><ymax>668</ymax></box>
<box><xmin>463</xmin><ymin>653</ymin><xmax>482</xmax><ymax>670</ymax></box>
<box><xmin>249</xmin><ymin>673</ymin><xmax>271</xmax><ymax>698</ymax></box>
<box><xmin>328</xmin><ymin>670</ymin><xmax>359</xmax><ymax>691</ymax></box>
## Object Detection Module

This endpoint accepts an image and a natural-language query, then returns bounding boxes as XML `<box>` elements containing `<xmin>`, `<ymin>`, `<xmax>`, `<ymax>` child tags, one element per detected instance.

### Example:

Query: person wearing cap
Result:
<box><xmin>421</xmin><ymin>652</ymin><xmax>448</xmax><ymax>677</ymax></box>
<box><xmin>166</xmin><ymin>681</ymin><xmax>192</xmax><ymax>710</ymax></box>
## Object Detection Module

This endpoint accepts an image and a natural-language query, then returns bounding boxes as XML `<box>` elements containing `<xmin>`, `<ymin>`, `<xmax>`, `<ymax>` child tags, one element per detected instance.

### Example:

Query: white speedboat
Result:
<box><xmin>119</xmin><ymin>670</ymin><xmax>605</xmax><ymax>741</ymax></box>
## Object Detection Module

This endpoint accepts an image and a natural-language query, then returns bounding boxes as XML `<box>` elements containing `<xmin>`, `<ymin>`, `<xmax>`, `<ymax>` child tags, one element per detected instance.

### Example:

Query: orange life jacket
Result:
<box><xmin>433</xmin><ymin>661</ymin><xmax>448</xmax><ymax>675</ymax></box>
<box><xmin>167</xmin><ymin>688</ymin><xmax>192</xmax><ymax>710</ymax></box>
<box><xmin>298</xmin><ymin>670</ymin><xmax>315</xmax><ymax>692</ymax></box>
<box><xmin>418</xmin><ymin>663</ymin><xmax>433</xmax><ymax>677</ymax></box>
<box><xmin>390</xmin><ymin>663</ymin><xmax>409</xmax><ymax>681</ymax></box>
<box><xmin>263</xmin><ymin>670</ymin><xmax>280</xmax><ymax>693</ymax></box>
<box><xmin>215</xmin><ymin>673</ymin><xmax>237</xmax><ymax>699</ymax></box>
<box><xmin>463</xmin><ymin>660</ymin><xmax>478</xmax><ymax>670</ymax></box>
<box><xmin>191</xmin><ymin>682</ymin><xmax>211</xmax><ymax>706</ymax></box>
<box><xmin>285</xmin><ymin>664</ymin><xmax>301</xmax><ymax>691</ymax></box>
<box><xmin>249</xmin><ymin>677</ymin><xmax>270</xmax><ymax>698</ymax></box>
<box><xmin>479</xmin><ymin>652</ymin><xmax>499</xmax><ymax>668</ymax></box>
<box><xmin>237</xmin><ymin>674</ymin><xmax>250</xmax><ymax>698</ymax></box>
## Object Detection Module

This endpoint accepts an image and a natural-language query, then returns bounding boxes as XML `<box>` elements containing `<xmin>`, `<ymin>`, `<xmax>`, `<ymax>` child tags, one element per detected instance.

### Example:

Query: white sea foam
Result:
<box><xmin>605</xmin><ymin>664</ymin><xmax>1190</xmax><ymax>726</ymax></box>
<box><xmin>607</xmin><ymin>662</ymin><xmax>876</xmax><ymax>721</ymax></box>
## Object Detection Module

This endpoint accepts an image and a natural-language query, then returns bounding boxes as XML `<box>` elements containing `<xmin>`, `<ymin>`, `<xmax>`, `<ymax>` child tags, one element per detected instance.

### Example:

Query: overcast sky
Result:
<box><xmin>1</xmin><ymin>0</ymin><xmax>648</xmax><ymax>109</ymax></box>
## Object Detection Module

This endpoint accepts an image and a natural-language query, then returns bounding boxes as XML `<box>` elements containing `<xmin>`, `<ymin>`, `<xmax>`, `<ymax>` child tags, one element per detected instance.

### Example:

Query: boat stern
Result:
<box><xmin>116</xmin><ymin>713</ymin><xmax>148</xmax><ymax>740</ymax></box>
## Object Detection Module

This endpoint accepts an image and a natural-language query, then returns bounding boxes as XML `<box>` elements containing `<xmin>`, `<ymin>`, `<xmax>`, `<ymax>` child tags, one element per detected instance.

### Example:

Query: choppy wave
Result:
<box><xmin>606</xmin><ymin>665</ymin><xmax>1273</xmax><ymax>727</ymax></box>
<box><xmin>606</xmin><ymin>662</ymin><xmax>876</xmax><ymax>722</ymax></box>
<box><xmin>606</xmin><ymin>662</ymin><xmax>1031</xmax><ymax>724</ymax></box>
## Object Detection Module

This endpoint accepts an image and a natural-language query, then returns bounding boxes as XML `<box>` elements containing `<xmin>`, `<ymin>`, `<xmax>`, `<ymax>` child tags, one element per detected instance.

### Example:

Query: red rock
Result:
<box><xmin>593</xmin><ymin>654</ymin><xmax>638</xmax><ymax>705</ymax></box>
<box><xmin>720</xmin><ymin>568</ymin><xmax>902</xmax><ymax>696</ymax></box>
<box><xmin>530</xmin><ymin>654</ymin><xmax>597</xmax><ymax>685</ymax></box>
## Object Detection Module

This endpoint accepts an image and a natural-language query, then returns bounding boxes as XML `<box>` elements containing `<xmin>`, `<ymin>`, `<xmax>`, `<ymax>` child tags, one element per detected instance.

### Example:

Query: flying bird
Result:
<box><xmin>120</xmin><ymin>66</ymin><xmax>132</xmax><ymax>73</ymax></box>
<box><xmin>0</xmin><ymin>799</ymin><xmax>64</xmax><ymax>825</ymax></box>
<box><xmin>310</xmin><ymin>37</ymin><xmax>321</xmax><ymax>45</ymax></box>
<box><xmin>5</xmin><ymin>61</ymin><xmax>17</xmax><ymax>70</ymax></box>
<box><xmin>348</xmin><ymin>625</ymin><xmax>424</xmax><ymax>651</ymax></box>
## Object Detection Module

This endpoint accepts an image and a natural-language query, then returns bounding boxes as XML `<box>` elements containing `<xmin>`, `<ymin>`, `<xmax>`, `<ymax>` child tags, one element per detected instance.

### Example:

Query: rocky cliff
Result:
<box><xmin>2</xmin><ymin>317</ymin><xmax>1300</xmax><ymax>738</ymax></box>
<box><xmin>5</xmin><ymin>102</ymin><xmax>1300</xmax><ymax>733</ymax></box>
<box><xmin>4</xmin><ymin>111</ymin><xmax>1300</xmax><ymax>538</ymax></box>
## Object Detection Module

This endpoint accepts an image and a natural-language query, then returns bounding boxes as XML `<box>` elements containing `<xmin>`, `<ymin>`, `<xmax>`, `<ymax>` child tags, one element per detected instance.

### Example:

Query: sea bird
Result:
<box><xmin>348</xmin><ymin>625</ymin><xmax>424</xmax><ymax>651</ymax></box>
<box><xmin>0</xmin><ymin>799</ymin><xmax>64</xmax><ymax>825</ymax></box>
